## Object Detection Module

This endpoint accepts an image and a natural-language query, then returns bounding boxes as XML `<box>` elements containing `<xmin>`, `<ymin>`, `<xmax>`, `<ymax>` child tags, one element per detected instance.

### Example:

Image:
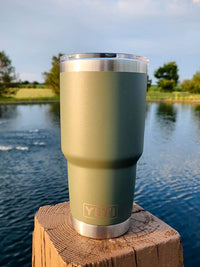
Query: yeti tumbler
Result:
<box><xmin>60</xmin><ymin>53</ymin><xmax>148</xmax><ymax>238</ymax></box>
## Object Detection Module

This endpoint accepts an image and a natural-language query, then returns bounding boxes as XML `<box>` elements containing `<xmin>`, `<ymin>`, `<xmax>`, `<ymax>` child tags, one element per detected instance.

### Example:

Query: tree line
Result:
<box><xmin>0</xmin><ymin>51</ymin><xmax>44</xmax><ymax>96</ymax></box>
<box><xmin>1</xmin><ymin>50</ymin><xmax>200</xmax><ymax>96</ymax></box>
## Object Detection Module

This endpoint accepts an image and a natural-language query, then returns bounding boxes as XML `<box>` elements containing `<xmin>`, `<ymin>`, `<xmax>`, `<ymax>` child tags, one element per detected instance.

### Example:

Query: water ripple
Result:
<box><xmin>0</xmin><ymin>103</ymin><xmax>200</xmax><ymax>267</ymax></box>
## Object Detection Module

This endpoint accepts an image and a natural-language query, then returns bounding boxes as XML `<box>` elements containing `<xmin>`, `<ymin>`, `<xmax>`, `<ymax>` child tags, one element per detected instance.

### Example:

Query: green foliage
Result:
<box><xmin>173</xmin><ymin>86</ymin><xmax>182</xmax><ymax>92</ymax></box>
<box><xmin>158</xmin><ymin>79</ymin><xmax>176</xmax><ymax>91</ymax></box>
<box><xmin>147</xmin><ymin>75</ymin><xmax>152</xmax><ymax>91</ymax></box>
<box><xmin>154</xmin><ymin>62</ymin><xmax>179</xmax><ymax>91</ymax></box>
<box><xmin>148</xmin><ymin>85</ymin><xmax>159</xmax><ymax>91</ymax></box>
<box><xmin>0</xmin><ymin>51</ymin><xmax>16</xmax><ymax>95</ymax></box>
<box><xmin>19</xmin><ymin>82</ymin><xmax>46</xmax><ymax>89</ymax></box>
<box><xmin>180</xmin><ymin>79</ymin><xmax>194</xmax><ymax>92</ymax></box>
<box><xmin>33</xmin><ymin>81</ymin><xmax>39</xmax><ymax>85</ymax></box>
<box><xmin>192</xmin><ymin>71</ymin><xmax>200</xmax><ymax>93</ymax></box>
<box><xmin>180</xmin><ymin>71</ymin><xmax>200</xmax><ymax>94</ymax></box>
<box><xmin>43</xmin><ymin>53</ymin><xmax>63</xmax><ymax>95</ymax></box>
<box><xmin>21</xmin><ymin>80</ymin><xmax>30</xmax><ymax>85</ymax></box>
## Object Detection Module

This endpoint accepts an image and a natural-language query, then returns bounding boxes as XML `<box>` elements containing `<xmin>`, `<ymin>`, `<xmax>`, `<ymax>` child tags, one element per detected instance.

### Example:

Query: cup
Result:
<box><xmin>60</xmin><ymin>53</ymin><xmax>148</xmax><ymax>238</ymax></box>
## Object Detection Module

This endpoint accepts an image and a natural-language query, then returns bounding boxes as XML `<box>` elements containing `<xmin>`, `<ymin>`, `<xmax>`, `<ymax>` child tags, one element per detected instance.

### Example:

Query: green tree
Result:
<box><xmin>33</xmin><ymin>81</ymin><xmax>39</xmax><ymax>85</ymax></box>
<box><xmin>180</xmin><ymin>79</ymin><xmax>194</xmax><ymax>92</ymax></box>
<box><xmin>43</xmin><ymin>53</ymin><xmax>63</xmax><ymax>95</ymax></box>
<box><xmin>22</xmin><ymin>80</ymin><xmax>30</xmax><ymax>84</ymax></box>
<box><xmin>154</xmin><ymin>62</ymin><xmax>179</xmax><ymax>91</ymax></box>
<box><xmin>32</xmin><ymin>81</ymin><xmax>39</xmax><ymax>88</ymax></box>
<box><xmin>193</xmin><ymin>71</ymin><xmax>200</xmax><ymax>88</ymax></box>
<box><xmin>0</xmin><ymin>51</ymin><xmax>16</xmax><ymax>95</ymax></box>
<box><xmin>180</xmin><ymin>71</ymin><xmax>200</xmax><ymax>94</ymax></box>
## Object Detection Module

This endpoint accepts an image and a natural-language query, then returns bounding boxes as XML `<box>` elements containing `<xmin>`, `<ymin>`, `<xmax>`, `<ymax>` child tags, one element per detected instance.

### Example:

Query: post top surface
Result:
<box><xmin>34</xmin><ymin>201</ymin><xmax>182</xmax><ymax>266</ymax></box>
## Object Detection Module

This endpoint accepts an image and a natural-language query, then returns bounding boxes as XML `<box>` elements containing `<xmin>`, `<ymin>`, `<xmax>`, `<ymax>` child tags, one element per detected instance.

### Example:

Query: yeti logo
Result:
<box><xmin>83</xmin><ymin>203</ymin><xmax>118</xmax><ymax>219</ymax></box>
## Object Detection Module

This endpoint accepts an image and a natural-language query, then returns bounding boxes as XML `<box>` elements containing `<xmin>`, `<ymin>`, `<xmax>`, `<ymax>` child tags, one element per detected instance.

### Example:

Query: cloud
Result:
<box><xmin>193</xmin><ymin>0</ymin><xmax>200</xmax><ymax>6</ymax></box>
<box><xmin>1</xmin><ymin>0</ymin><xmax>200</xmax><ymax>83</ymax></box>
<box><xmin>55</xmin><ymin>0</ymin><xmax>197</xmax><ymax>19</ymax></box>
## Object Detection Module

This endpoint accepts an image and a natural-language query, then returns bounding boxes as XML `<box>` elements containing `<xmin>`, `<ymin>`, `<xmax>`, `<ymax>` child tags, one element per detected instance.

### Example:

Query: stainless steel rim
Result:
<box><xmin>60</xmin><ymin>52</ymin><xmax>148</xmax><ymax>73</ymax></box>
<box><xmin>71</xmin><ymin>215</ymin><xmax>130</xmax><ymax>239</ymax></box>
<box><xmin>60</xmin><ymin>53</ymin><xmax>149</xmax><ymax>63</ymax></box>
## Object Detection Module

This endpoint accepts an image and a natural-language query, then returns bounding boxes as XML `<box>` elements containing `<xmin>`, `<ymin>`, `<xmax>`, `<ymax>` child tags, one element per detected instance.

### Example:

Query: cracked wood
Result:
<box><xmin>32</xmin><ymin>202</ymin><xmax>183</xmax><ymax>267</ymax></box>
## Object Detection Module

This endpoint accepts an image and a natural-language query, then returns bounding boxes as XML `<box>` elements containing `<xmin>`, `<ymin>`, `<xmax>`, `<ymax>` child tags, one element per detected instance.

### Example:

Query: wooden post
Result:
<box><xmin>32</xmin><ymin>202</ymin><xmax>183</xmax><ymax>267</ymax></box>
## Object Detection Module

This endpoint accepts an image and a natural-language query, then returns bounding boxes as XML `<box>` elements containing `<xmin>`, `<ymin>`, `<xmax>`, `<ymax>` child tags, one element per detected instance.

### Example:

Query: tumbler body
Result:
<box><xmin>60</xmin><ymin>53</ymin><xmax>148</xmax><ymax>238</ymax></box>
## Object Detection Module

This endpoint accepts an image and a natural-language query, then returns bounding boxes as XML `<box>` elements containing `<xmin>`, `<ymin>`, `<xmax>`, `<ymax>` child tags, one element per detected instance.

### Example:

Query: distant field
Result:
<box><xmin>0</xmin><ymin>88</ymin><xmax>58</xmax><ymax>103</ymax></box>
<box><xmin>1</xmin><ymin>87</ymin><xmax>200</xmax><ymax>104</ymax></box>
<box><xmin>146</xmin><ymin>91</ymin><xmax>200</xmax><ymax>102</ymax></box>
<box><xmin>148</xmin><ymin>85</ymin><xmax>158</xmax><ymax>91</ymax></box>
<box><xmin>14</xmin><ymin>88</ymin><xmax>55</xmax><ymax>99</ymax></box>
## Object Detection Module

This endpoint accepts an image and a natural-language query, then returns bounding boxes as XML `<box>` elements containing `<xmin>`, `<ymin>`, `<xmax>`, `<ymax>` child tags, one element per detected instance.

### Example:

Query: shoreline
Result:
<box><xmin>0</xmin><ymin>99</ymin><xmax>200</xmax><ymax>105</ymax></box>
<box><xmin>0</xmin><ymin>99</ymin><xmax>59</xmax><ymax>105</ymax></box>
<box><xmin>1</xmin><ymin>87</ymin><xmax>200</xmax><ymax>105</ymax></box>
<box><xmin>146</xmin><ymin>99</ymin><xmax>200</xmax><ymax>104</ymax></box>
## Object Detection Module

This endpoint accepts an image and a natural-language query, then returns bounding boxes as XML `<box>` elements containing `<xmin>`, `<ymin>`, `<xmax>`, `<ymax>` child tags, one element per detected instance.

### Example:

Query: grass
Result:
<box><xmin>13</xmin><ymin>88</ymin><xmax>56</xmax><ymax>99</ymax></box>
<box><xmin>147</xmin><ymin>85</ymin><xmax>200</xmax><ymax>102</ymax></box>
<box><xmin>0</xmin><ymin>95</ymin><xmax>59</xmax><ymax>103</ymax></box>
<box><xmin>1</xmin><ymin>87</ymin><xmax>200</xmax><ymax>104</ymax></box>
<box><xmin>147</xmin><ymin>90</ymin><xmax>200</xmax><ymax>102</ymax></box>
<box><xmin>0</xmin><ymin>88</ymin><xmax>58</xmax><ymax>103</ymax></box>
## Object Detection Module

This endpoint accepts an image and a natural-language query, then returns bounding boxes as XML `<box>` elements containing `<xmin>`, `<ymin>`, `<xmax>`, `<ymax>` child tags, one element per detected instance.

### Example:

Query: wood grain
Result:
<box><xmin>32</xmin><ymin>202</ymin><xmax>183</xmax><ymax>267</ymax></box>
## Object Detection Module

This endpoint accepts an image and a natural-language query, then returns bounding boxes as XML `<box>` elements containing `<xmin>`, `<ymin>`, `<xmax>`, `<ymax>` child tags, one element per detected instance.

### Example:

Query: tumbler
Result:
<box><xmin>60</xmin><ymin>53</ymin><xmax>148</xmax><ymax>239</ymax></box>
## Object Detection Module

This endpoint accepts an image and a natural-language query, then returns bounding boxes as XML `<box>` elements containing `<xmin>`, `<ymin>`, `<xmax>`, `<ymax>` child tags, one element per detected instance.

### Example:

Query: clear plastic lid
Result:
<box><xmin>60</xmin><ymin>53</ymin><xmax>149</xmax><ymax>64</ymax></box>
<box><xmin>60</xmin><ymin>53</ymin><xmax>148</xmax><ymax>73</ymax></box>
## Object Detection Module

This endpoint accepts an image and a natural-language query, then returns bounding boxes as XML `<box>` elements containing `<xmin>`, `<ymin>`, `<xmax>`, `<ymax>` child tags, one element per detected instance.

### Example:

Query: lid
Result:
<box><xmin>60</xmin><ymin>53</ymin><xmax>148</xmax><ymax>63</ymax></box>
<box><xmin>60</xmin><ymin>53</ymin><xmax>148</xmax><ymax>73</ymax></box>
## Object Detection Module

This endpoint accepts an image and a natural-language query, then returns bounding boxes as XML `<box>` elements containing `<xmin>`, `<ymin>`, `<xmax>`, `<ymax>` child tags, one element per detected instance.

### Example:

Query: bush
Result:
<box><xmin>180</xmin><ymin>71</ymin><xmax>200</xmax><ymax>94</ymax></box>
<box><xmin>158</xmin><ymin>79</ymin><xmax>176</xmax><ymax>91</ymax></box>
<box><xmin>193</xmin><ymin>71</ymin><xmax>200</xmax><ymax>90</ymax></box>
<box><xmin>0</xmin><ymin>82</ymin><xmax>20</xmax><ymax>96</ymax></box>
<box><xmin>173</xmin><ymin>86</ymin><xmax>182</xmax><ymax>92</ymax></box>
<box><xmin>180</xmin><ymin>79</ymin><xmax>194</xmax><ymax>92</ymax></box>
<box><xmin>193</xmin><ymin>86</ymin><xmax>200</xmax><ymax>94</ymax></box>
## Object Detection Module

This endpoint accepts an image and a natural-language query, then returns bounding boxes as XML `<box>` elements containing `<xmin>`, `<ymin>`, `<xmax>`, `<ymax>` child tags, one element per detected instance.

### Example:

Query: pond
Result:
<box><xmin>0</xmin><ymin>102</ymin><xmax>199</xmax><ymax>266</ymax></box>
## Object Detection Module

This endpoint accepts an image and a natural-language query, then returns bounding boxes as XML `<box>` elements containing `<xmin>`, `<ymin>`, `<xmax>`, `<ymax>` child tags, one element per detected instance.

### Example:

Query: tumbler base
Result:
<box><xmin>71</xmin><ymin>215</ymin><xmax>130</xmax><ymax>239</ymax></box>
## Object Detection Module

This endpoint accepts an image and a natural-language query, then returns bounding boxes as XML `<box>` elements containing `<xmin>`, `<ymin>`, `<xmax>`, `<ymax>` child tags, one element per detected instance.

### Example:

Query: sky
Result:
<box><xmin>0</xmin><ymin>0</ymin><xmax>200</xmax><ymax>83</ymax></box>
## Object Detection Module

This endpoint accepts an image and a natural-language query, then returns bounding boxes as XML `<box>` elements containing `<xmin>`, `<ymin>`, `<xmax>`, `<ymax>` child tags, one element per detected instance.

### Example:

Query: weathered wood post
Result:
<box><xmin>32</xmin><ymin>201</ymin><xmax>183</xmax><ymax>267</ymax></box>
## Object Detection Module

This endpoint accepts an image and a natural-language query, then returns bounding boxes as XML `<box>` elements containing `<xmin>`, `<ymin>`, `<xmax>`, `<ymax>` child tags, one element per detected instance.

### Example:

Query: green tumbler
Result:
<box><xmin>60</xmin><ymin>53</ymin><xmax>148</xmax><ymax>239</ymax></box>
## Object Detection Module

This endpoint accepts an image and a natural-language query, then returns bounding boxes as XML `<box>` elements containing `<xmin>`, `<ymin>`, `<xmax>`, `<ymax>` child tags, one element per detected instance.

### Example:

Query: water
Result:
<box><xmin>0</xmin><ymin>103</ymin><xmax>199</xmax><ymax>267</ymax></box>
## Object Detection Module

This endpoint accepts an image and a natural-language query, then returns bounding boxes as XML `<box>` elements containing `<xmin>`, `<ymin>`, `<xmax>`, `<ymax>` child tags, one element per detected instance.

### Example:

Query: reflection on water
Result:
<box><xmin>145</xmin><ymin>102</ymin><xmax>150</xmax><ymax>119</ymax></box>
<box><xmin>156</xmin><ymin>102</ymin><xmax>177</xmax><ymax>122</ymax></box>
<box><xmin>137</xmin><ymin>103</ymin><xmax>200</xmax><ymax>267</ymax></box>
<box><xmin>193</xmin><ymin>104</ymin><xmax>200</xmax><ymax>125</ymax></box>
<box><xmin>0</xmin><ymin>105</ymin><xmax>18</xmax><ymax>119</ymax></box>
<box><xmin>190</xmin><ymin>104</ymin><xmax>200</xmax><ymax>143</ymax></box>
<box><xmin>0</xmin><ymin>103</ymin><xmax>200</xmax><ymax>267</ymax></box>
<box><xmin>155</xmin><ymin>103</ymin><xmax>177</xmax><ymax>138</ymax></box>
<box><xmin>47</xmin><ymin>103</ymin><xmax>60</xmax><ymax>124</ymax></box>
<box><xmin>194</xmin><ymin>104</ymin><xmax>200</xmax><ymax>114</ymax></box>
